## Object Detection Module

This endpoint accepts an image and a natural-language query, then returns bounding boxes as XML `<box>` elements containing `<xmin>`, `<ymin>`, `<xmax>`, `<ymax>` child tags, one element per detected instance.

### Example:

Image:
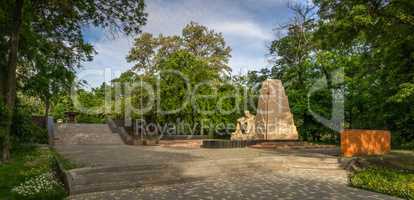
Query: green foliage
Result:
<box><xmin>0</xmin><ymin>100</ymin><xmax>11</xmax><ymax>151</ymax></box>
<box><xmin>265</xmin><ymin>4</ymin><xmax>338</xmax><ymax>142</ymax></box>
<box><xmin>77</xmin><ymin>114</ymin><xmax>105</xmax><ymax>124</ymax></box>
<box><xmin>51</xmin><ymin>91</ymin><xmax>105</xmax><ymax>123</ymax></box>
<box><xmin>21</xmin><ymin>59</ymin><xmax>76</xmax><ymax>118</ymax></box>
<box><xmin>52</xmin><ymin>95</ymin><xmax>74</xmax><ymax>121</ymax></box>
<box><xmin>314</xmin><ymin>0</ymin><xmax>414</xmax><ymax>142</ymax></box>
<box><xmin>0</xmin><ymin>0</ymin><xmax>148</xmax><ymax>160</ymax></box>
<box><xmin>110</xmin><ymin>23</ymin><xmax>244</xmax><ymax>137</ymax></box>
<box><xmin>127</xmin><ymin>22</ymin><xmax>232</xmax><ymax>74</ymax></box>
<box><xmin>258</xmin><ymin>1</ymin><xmax>414</xmax><ymax>145</ymax></box>
<box><xmin>49</xmin><ymin>150</ymin><xmax>78</xmax><ymax>171</ymax></box>
<box><xmin>11</xmin><ymin>106</ymin><xmax>47</xmax><ymax>144</ymax></box>
<box><xmin>154</xmin><ymin>50</ymin><xmax>237</xmax><ymax>134</ymax></box>
<box><xmin>350</xmin><ymin>168</ymin><xmax>414</xmax><ymax>199</ymax></box>
<box><xmin>111</xmin><ymin>48</ymin><xmax>250</xmax><ymax>136</ymax></box>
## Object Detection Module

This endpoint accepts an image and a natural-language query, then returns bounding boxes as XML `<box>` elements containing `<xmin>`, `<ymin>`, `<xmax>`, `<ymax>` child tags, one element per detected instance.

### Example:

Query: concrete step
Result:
<box><xmin>55</xmin><ymin>123</ymin><xmax>123</xmax><ymax>145</ymax></box>
<box><xmin>68</xmin><ymin>165</ymin><xmax>200</xmax><ymax>195</ymax></box>
<box><xmin>67</xmin><ymin>155</ymin><xmax>344</xmax><ymax>195</ymax></box>
<box><xmin>64</xmin><ymin>148</ymin><xmax>345</xmax><ymax>195</ymax></box>
<box><xmin>70</xmin><ymin>174</ymin><xmax>195</xmax><ymax>195</ymax></box>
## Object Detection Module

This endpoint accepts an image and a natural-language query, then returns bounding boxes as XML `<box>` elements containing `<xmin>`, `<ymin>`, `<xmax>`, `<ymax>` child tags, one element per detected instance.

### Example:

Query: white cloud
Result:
<box><xmin>209</xmin><ymin>21</ymin><xmax>273</xmax><ymax>40</ymax></box>
<box><xmin>78</xmin><ymin>37</ymin><xmax>134</xmax><ymax>88</ymax></box>
<box><xmin>81</xmin><ymin>0</ymin><xmax>294</xmax><ymax>87</ymax></box>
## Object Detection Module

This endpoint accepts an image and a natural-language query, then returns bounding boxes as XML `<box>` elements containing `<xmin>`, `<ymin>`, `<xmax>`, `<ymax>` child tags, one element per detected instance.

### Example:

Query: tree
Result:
<box><xmin>268</xmin><ymin>3</ymin><xmax>327</xmax><ymax>141</ymax></box>
<box><xmin>0</xmin><ymin>0</ymin><xmax>147</xmax><ymax>162</ymax></box>
<box><xmin>22</xmin><ymin>63</ymin><xmax>75</xmax><ymax>122</ymax></box>
<box><xmin>315</xmin><ymin>0</ymin><xmax>414</xmax><ymax>144</ymax></box>
<box><xmin>182</xmin><ymin>22</ymin><xmax>232</xmax><ymax>73</ymax></box>
<box><xmin>127</xmin><ymin>21</ymin><xmax>231</xmax><ymax>74</ymax></box>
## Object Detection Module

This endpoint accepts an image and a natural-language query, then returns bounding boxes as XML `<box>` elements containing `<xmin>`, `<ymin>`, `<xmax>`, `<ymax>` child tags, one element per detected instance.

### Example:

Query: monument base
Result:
<box><xmin>202</xmin><ymin>139</ymin><xmax>301</xmax><ymax>148</ymax></box>
<box><xmin>341</xmin><ymin>129</ymin><xmax>391</xmax><ymax>157</ymax></box>
<box><xmin>231</xmin><ymin>133</ymin><xmax>298</xmax><ymax>141</ymax></box>
<box><xmin>230</xmin><ymin>133</ymin><xmax>263</xmax><ymax>141</ymax></box>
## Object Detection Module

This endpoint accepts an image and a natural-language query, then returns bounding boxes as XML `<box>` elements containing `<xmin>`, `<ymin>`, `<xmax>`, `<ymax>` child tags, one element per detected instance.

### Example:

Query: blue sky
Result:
<box><xmin>79</xmin><ymin>0</ymin><xmax>308</xmax><ymax>88</ymax></box>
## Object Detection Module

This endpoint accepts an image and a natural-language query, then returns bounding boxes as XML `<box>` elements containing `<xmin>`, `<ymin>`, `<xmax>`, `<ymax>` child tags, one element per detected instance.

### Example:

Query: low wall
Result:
<box><xmin>341</xmin><ymin>129</ymin><xmax>391</xmax><ymax>157</ymax></box>
<box><xmin>107</xmin><ymin>118</ymin><xmax>137</xmax><ymax>145</ymax></box>
<box><xmin>51</xmin><ymin>153</ymin><xmax>73</xmax><ymax>194</ymax></box>
<box><xmin>202</xmin><ymin>139</ymin><xmax>302</xmax><ymax>148</ymax></box>
<box><xmin>161</xmin><ymin>135</ymin><xmax>208</xmax><ymax>140</ymax></box>
<box><xmin>32</xmin><ymin>116</ymin><xmax>46</xmax><ymax>128</ymax></box>
<box><xmin>202</xmin><ymin>139</ymin><xmax>254</xmax><ymax>148</ymax></box>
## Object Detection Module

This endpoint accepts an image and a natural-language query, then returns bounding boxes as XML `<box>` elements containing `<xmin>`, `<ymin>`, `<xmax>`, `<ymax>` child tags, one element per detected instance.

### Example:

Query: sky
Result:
<box><xmin>79</xmin><ymin>0</ymin><xmax>307</xmax><ymax>88</ymax></box>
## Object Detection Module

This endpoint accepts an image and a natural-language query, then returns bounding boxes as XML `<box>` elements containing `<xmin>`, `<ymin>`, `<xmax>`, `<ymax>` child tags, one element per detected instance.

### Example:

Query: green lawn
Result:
<box><xmin>363</xmin><ymin>150</ymin><xmax>414</xmax><ymax>171</ymax></box>
<box><xmin>0</xmin><ymin>145</ymin><xmax>72</xmax><ymax>200</ymax></box>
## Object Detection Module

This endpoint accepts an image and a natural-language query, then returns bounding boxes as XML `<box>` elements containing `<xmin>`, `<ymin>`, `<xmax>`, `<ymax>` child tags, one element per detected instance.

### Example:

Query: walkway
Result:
<box><xmin>54</xmin><ymin>123</ymin><xmax>399</xmax><ymax>200</ymax></box>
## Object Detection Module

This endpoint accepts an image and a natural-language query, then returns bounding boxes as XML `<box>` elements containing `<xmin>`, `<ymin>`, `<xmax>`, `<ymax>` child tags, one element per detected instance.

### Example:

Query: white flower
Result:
<box><xmin>11</xmin><ymin>172</ymin><xmax>62</xmax><ymax>197</ymax></box>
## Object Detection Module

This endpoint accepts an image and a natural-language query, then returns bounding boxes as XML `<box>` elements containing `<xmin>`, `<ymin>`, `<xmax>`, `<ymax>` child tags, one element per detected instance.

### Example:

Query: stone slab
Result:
<box><xmin>255</xmin><ymin>79</ymin><xmax>298</xmax><ymax>140</ymax></box>
<box><xmin>341</xmin><ymin>129</ymin><xmax>391</xmax><ymax>157</ymax></box>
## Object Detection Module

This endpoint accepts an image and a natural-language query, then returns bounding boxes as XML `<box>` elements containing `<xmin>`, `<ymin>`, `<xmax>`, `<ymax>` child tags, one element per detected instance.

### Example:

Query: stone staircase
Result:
<box><xmin>67</xmin><ymin>164</ymin><xmax>192</xmax><ymax>194</ymax></box>
<box><xmin>55</xmin><ymin>123</ymin><xmax>123</xmax><ymax>145</ymax></box>
<box><xmin>54</xmin><ymin>123</ymin><xmax>347</xmax><ymax>197</ymax></box>
<box><xmin>67</xmin><ymin>154</ymin><xmax>347</xmax><ymax>195</ymax></box>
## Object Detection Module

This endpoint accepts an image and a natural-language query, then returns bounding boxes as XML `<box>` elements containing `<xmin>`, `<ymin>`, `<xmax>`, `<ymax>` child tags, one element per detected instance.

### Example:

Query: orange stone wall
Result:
<box><xmin>341</xmin><ymin>129</ymin><xmax>391</xmax><ymax>157</ymax></box>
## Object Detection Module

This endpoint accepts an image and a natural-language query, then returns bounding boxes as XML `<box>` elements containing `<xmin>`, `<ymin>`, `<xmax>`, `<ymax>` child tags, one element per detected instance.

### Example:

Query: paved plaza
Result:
<box><xmin>55</xmin><ymin>124</ymin><xmax>399</xmax><ymax>200</ymax></box>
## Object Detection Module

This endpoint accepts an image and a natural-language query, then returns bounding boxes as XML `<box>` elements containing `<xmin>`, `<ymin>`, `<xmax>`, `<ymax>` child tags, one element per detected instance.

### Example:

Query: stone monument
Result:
<box><xmin>231</xmin><ymin>79</ymin><xmax>298</xmax><ymax>141</ymax></box>
<box><xmin>231</xmin><ymin>111</ymin><xmax>257</xmax><ymax>140</ymax></box>
<box><xmin>256</xmin><ymin>79</ymin><xmax>298</xmax><ymax>140</ymax></box>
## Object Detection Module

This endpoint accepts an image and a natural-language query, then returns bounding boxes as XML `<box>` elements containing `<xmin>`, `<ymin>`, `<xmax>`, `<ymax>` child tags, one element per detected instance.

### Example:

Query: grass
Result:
<box><xmin>363</xmin><ymin>150</ymin><xmax>414</xmax><ymax>172</ymax></box>
<box><xmin>351</xmin><ymin>167</ymin><xmax>414</xmax><ymax>199</ymax></box>
<box><xmin>51</xmin><ymin>149</ymin><xmax>78</xmax><ymax>170</ymax></box>
<box><xmin>0</xmin><ymin>145</ymin><xmax>75</xmax><ymax>200</ymax></box>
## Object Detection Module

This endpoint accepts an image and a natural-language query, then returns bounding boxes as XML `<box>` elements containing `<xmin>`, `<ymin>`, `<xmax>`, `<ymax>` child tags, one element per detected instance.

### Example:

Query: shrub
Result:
<box><xmin>392</xmin><ymin>131</ymin><xmax>414</xmax><ymax>150</ymax></box>
<box><xmin>11</xmin><ymin>106</ymin><xmax>48</xmax><ymax>144</ymax></box>
<box><xmin>77</xmin><ymin>114</ymin><xmax>105</xmax><ymax>124</ymax></box>
<box><xmin>350</xmin><ymin>168</ymin><xmax>414</xmax><ymax>199</ymax></box>
<box><xmin>401</xmin><ymin>141</ymin><xmax>414</xmax><ymax>150</ymax></box>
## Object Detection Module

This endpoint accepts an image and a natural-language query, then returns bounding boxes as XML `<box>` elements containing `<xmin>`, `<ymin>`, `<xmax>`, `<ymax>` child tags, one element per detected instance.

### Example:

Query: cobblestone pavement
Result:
<box><xmin>55</xmin><ymin>125</ymin><xmax>400</xmax><ymax>200</ymax></box>
<box><xmin>69</xmin><ymin>170</ymin><xmax>399</xmax><ymax>200</ymax></box>
<box><xmin>60</xmin><ymin>145</ymin><xmax>400</xmax><ymax>200</ymax></box>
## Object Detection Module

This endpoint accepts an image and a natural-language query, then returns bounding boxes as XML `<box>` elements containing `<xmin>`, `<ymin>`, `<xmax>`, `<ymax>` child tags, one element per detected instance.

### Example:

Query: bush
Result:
<box><xmin>392</xmin><ymin>131</ymin><xmax>414</xmax><ymax>150</ymax></box>
<box><xmin>401</xmin><ymin>142</ymin><xmax>414</xmax><ymax>150</ymax></box>
<box><xmin>77</xmin><ymin>114</ymin><xmax>105</xmax><ymax>124</ymax></box>
<box><xmin>11</xmin><ymin>106</ymin><xmax>48</xmax><ymax>144</ymax></box>
<box><xmin>350</xmin><ymin>168</ymin><xmax>414</xmax><ymax>199</ymax></box>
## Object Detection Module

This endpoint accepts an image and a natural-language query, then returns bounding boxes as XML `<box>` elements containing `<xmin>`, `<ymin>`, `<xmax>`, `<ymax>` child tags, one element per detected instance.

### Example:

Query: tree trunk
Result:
<box><xmin>44</xmin><ymin>95</ymin><xmax>50</xmax><ymax>127</ymax></box>
<box><xmin>1</xmin><ymin>0</ymin><xmax>24</xmax><ymax>162</ymax></box>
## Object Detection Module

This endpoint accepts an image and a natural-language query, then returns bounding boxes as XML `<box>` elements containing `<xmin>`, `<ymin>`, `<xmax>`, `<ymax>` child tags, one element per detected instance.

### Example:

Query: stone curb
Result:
<box><xmin>51</xmin><ymin>151</ymin><xmax>74</xmax><ymax>195</ymax></box>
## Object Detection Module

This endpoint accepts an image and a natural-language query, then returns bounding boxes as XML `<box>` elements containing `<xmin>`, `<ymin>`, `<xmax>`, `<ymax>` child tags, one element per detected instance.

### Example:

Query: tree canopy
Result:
<box><xmin>127</xmin><ymin>22</ymin><xmax>232</xmax><ymax>74</ymax></box>
<box><xmin>0</xmin><ymin>0</ymin><xmax>147</xmax><ymax>161</ymax></box>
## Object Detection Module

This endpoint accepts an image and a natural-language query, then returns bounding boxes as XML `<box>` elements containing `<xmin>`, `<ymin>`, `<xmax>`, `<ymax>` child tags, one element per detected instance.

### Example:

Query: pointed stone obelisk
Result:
<box><xmin>255</xmin><ymin>79</ymin><xmax>298</xmax><ymax>140</ymax></box>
